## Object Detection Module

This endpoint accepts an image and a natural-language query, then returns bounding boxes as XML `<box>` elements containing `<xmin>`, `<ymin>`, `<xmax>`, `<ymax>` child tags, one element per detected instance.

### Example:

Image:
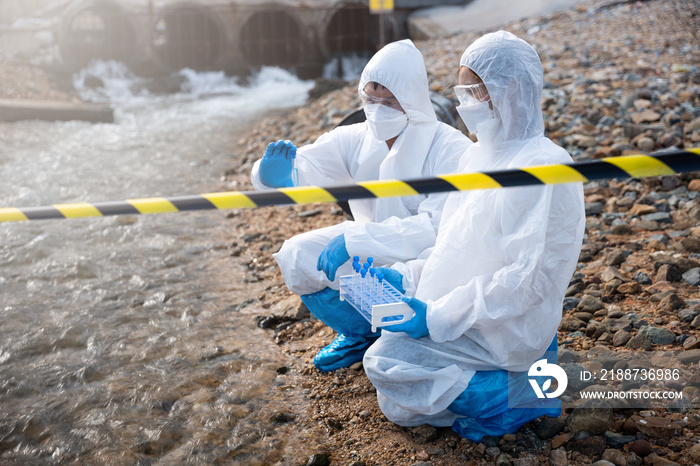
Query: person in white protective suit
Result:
<box><xmin>250</xmin><ymin>39</ymin><xmax>471</xmax><ymax>372</ymax></box>
<box><xmin>363</xmin><ymin>31</ymin><xmax>586</xmax><ymax>441</ymax></box>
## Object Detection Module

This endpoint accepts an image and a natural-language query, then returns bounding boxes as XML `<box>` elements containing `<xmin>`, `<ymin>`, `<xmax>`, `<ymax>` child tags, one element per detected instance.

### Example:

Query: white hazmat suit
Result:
<box><xmin>251</xmin><ymin>40</ymin><xmax>470</xmax><ymax>296</ymax></box>
<box><xmin>364</xmin><ymin>31</ymin><xmax>586</xmax><ymax>428</ymax></box>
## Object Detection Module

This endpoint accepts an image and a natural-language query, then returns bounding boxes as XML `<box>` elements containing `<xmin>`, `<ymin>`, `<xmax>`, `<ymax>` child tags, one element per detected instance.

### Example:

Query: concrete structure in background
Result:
<box><xmin>408</xmin><ymin>0</ymin><xmax>590</xmax><ymax>39</ymax></box>
<box><xmin>43</xmin><ymin>0</ymin><xmax>477</xmax><ymax>77</ymax></box>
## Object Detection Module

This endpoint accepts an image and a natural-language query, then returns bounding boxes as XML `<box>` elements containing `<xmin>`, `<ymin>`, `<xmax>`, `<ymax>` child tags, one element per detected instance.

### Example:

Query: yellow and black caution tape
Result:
<box><xmin>1</xmin><ymin>148</ymin><xmax>698</xmax><ymax>223</ymax></box>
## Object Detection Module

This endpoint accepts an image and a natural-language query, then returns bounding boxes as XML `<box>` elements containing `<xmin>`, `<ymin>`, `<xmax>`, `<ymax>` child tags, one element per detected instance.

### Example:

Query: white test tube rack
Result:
<box><xmin>338</xmin><ymin>268</ymin><xmax>414</xmax><ymax>332</ymax></box>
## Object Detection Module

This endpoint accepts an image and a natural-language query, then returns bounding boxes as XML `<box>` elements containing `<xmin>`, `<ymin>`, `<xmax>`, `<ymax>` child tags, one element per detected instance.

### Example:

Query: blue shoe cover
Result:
<box><xmin>301</xmin><ymin>287</ymin><xmax>379</xmax><ymax>372</ymax></box>
<box><xmin>313</xmin><ymin>333</ymin><xmax>379</xmax><ymax>372</ymax></box>
<box><xmin>301</xmin><ymin>287</ymin><xmax>375</xmax><ymax>337</ymax></box>
<box><xmin>448</xmin><ymin>337</ymin><xmax>561</xmax><ymax>442</ymax></box>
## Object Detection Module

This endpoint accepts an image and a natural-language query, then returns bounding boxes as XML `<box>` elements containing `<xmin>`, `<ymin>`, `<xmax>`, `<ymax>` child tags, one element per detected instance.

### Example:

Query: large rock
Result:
<box><xmin>634</xmin><ymin>416</ymin><xmax>681</xmax><ymax>439</ymax></box>
<box><xmin>566</xmin><ymin>400</ymin><xmax>613</xmax><ymax>434</ymax></box>
<box><xmin>638</xmin><ymin>325</ymin><xmax>676</xmax><ymax>346</ymax></box>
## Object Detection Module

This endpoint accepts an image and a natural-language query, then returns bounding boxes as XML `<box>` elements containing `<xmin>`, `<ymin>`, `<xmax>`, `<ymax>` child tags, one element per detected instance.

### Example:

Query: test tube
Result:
<box><xmin>369</xmin><ymin>267</ymin><xmax>377</xmax><ymax>303</ymax></box>
<box><xmin>377</xmin><ymin>272</ymin><xmax>384</xmax><ymax>303</ymax></box>
<box><xmin>291</xmin><ymin>146</ymin><xmax>299</xmax><ymax>187</ymax></box>
<box><xmin>352</xmin><ymin>257</ymin><xmax>360</xmax><ymax>290</ymax></box>
<box><xmin>360</xmin><ymin>267</ymin><xmax>368</xmax><ymax>311</ymax></box>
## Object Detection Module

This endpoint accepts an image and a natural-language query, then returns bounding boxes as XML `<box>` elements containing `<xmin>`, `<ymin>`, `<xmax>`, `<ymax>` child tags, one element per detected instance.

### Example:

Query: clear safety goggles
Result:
<box><xmin>359</xmin><ymin>89</ymin><xmax>403</xmax><ymax>111</ymax></box>
<box><xmin>454</xmin><ymin>83</ymin><xmax>490</xmax><ymax>106</ymax></box>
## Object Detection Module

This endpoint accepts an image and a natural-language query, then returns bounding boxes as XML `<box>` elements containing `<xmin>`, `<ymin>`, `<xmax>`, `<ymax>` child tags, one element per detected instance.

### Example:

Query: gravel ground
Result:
<box><xmin>224</xmin><ymin>0</ymin><xmax>700</xmax><ymax>464</ymax></box>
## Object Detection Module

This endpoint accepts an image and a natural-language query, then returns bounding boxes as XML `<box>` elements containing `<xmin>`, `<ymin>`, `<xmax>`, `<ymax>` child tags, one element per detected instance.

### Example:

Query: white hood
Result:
<box><xmin>460</xmin><ymin>30</ymin><xmax>545</xmax><ymax>146</ymax></box>
<box><xmin>357</xmin><ymin>39</ymin><xmax>441</xmax><ymax>221</ymax></box>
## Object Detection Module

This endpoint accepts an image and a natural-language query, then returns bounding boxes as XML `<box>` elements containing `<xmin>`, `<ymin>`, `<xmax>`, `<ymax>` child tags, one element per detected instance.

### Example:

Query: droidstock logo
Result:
<box><xmin>528</xmin><ymin>359</ymin><xmax>568</xmax><ymax>399</ymax></box>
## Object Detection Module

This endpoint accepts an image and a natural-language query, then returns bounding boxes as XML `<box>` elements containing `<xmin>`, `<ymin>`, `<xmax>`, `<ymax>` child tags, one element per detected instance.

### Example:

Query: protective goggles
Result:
<box><xmin>359</xmin><ymin>89</ymin><xmax>403</xmax><ymax>110</ymax></box>
<box><xmin>454</xmin><ymin>83</ymin><xmax>490</xmax><ymax>106</ymax></box>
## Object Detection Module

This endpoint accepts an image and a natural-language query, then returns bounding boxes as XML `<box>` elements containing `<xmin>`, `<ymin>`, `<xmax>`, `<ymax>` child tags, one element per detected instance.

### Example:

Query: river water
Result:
<box><xmin>0</xmin><ymin>62</ymin><xmax>315</xmax><ymax>464</ymax></box>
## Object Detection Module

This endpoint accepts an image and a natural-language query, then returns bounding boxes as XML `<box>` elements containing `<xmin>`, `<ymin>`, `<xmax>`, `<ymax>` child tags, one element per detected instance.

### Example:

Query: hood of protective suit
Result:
<box><xmin>460</xmin><ymin>31</ymin><xmax>545</xmax><ymax>144</ymax></box>
<box><xmin>357</xmin><ymin>40</ymin><xmax>440</xmax><ymax>197</ymax></box>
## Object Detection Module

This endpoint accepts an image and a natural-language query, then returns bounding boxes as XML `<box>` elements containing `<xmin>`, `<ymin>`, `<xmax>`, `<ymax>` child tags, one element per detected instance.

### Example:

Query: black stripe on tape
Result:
<box><xmin>488</xmin><ymin>169</ymin><xmax>543</xmax><ymax>188</ymax></box>
<box><xmin>405</xmin><ymin>177</ymin><xmax>460</xmax><ymax>195</ymax></box>
<box><xmin>247</xmin><ymin>190</ymin><xmax>296</xmax><ymax>207</ymax></box>
<box><xmin>571</xmin><ymin>160</ymin><xmax>630</xmax><ymax>181</ymax></box>
<box><xmin>324</xmin><ymin>185</ymin><xmax>376</xmax><ymax>202</ymax></box>
<box><xmin>653</xmin><ymin>151</ymin><xmax>700</xmax><ymax>174</ymax></box>
<box><xmin>22</xmin><ymin>207</ymin><xmax>65</xmax><ymax>220</ymax></box>
<box><xmin>95</xmin><ymin>201</ymin><xmax>140</xmax><ymax>216</ymax></box>
<box><xmin>169</xmin><ymin>196</ymin><xmax>217</xmax><ymax>211</ymax></box>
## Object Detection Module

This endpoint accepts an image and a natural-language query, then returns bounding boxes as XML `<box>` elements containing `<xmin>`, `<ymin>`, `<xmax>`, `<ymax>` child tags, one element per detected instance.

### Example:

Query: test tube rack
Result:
<box><xmin>339</xmin><ymin>273</ymin><xmax>415</xmax><ymax>332</ymax></box>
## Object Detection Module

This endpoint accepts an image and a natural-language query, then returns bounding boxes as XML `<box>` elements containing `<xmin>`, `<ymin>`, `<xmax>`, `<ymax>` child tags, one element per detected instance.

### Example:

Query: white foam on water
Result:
<box><xmin>72</xmin><ymin>60</ymin><xmax>315</xmax><ymax>124</ymax></box>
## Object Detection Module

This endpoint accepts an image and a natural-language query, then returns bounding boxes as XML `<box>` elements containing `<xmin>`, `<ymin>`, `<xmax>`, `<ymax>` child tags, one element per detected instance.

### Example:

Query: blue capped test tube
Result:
<box><xmin>291</xmin><ymin>146</ymin><xmax>298</xmax><ymax>187</ymax></box>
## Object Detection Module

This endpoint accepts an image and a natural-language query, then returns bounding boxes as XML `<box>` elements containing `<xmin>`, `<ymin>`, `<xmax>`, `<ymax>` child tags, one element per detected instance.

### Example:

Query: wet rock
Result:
<box><xmin>411</xmin><ymin>424</ymin><xmax>438</xmax><ymax>444</ymax></box>
<box><xmin>559</xmin><ymin>348</ymin><xmax>581</xmax><ymax>363</ymax></box>
<box><xmin>683</xmin><ymin>335</ymin><xmax>700</xmax><ymax>350</ymax></box>
<box><xmin>586</xmin><ymin>202</ymin><xmax>604</xmax><ymax>215</ymax></box>
<box><xmin>633</xmin><ymin>271</ymin><xmax>653</xmax><ymax>284</ymax></box>
<box><xmin>635</xmin><ymin>136</ymin><xmax>656</xmax><ymax>151</ymax></box>
<box><xmin>677</xmin><ymin>305</ymin><xmax>699</xmax><ymax>322</ymax></box>
<box><xmin>692</xmin><ymin>314</ymin><xmax>700</xmax><ymax>328</ymax></box>
<box><xmin>666</xmin><ymin>395</ymin><xmax>694</xmax><ymax>413</ymax></box>
<box><xmin>586</xmin><ymin>320</ymin><xmax>608</xmax><ymax>340</ymax></box>
<box><xmin>626</xmin><ymin>333</ymin><xmax>653</xmax><ymax>350</ymax></box>
<box><xmin>550</xmin><ymin>448</ymin><xmax>568</xmax><ymax>466</ymax></box>
<box><xmin>566</xmin><ymin>400</ymin><xmax>613</xmax><ymax>435</ymax></box>
<box><xmin>642</xmin><ymin>212</ymin><xmax>672</xmax><ymax>224</ymax></box>
<box><xmin>605</xmin><ymin>316</ymin><xmax>633</xmax><ymax>333</ymax></box>
<box><xmin>617</xmin><ymin>282</ymin><xmax>642</xmax><ymax>294</ymax></box>
<box><xmin>602</xmin><ymin>449</ymin><xmax>627</xmax><ymax>466</ymax></box>
<box><xmin>512</xmin><ymin>457</ymin><xmax>539</xmax><ymax>466</ymax></box>
<box><xmin>496</xmin><ymin>453</ymin><xmax>512</xmax><ymax>466</ymax></box>
<box><xmin>533</xmin><ymin>417</ymin><xmax>565</xmax><ymax>440</ymax></box>
<box><xmin>628</xmin><ymin>439</ymin><xmax>653</xmax><ymax>457</ymax></box>
<box><xmin>560</xmin><ymin>317</ymin><xmax>587</xmax><ymax>332</ymax></box>
<box><xmin>658</xmin><ymin>293</ymin><xmax>685</xmax><ymax>313</ymax></box>
<box><xmin>611</xmin><ymin>223</ymin><xmax>633</xmax><ymax>235</ymax></box>
<box><xmin>689</xmin><ymin>443</ymin><xmax>700</xmax><ymax>463</ymax></box>
<box><xmin>634</xmin><ymin>416</ymin><xmax>681</xmax><ymax>439</ymax></box>
<box><xmin>680</xmin><ymin>238</ymin><xmax>700</xmax><ymax>253</ymax></box>
<box><xmin>604</xmin><ymin>431</ymin><xmax>637</xmax><ymax>449</ymax></box>
<box><xmin>567</xmin><ymin>436</ymin><xmax>607</xmax><ymax>458</ymax></box>
<box><xmin>563</xmin><ymin>363</ymin><xmax>594</xmax><ymax>391</ymax></box>
<box><xmin>269</xmin><ymin>412</ymin><xmax>295</xmax><ymax>423</ymax></box>
<box><xmin>517</xmin><ymin>427</ymin><xmax>542</xmax><ymax>453</ymax></box>
<box><xmin>305</xmin><ymin>453</ymin><xmax>331</xmax><ymax>466</ymax></box>
<box><xmin>627</xmin><ymin>452</ymin><xmax>644</xmax><ymax>466</ymax></box>
<box><xmin>612</xmin><ymin>330</ymin><xmax>632</xmax><ymax>347</ymax></box>
<box><xmin>682</xmin><ymin>268</ymin><xmax>700</xmax><ymax>286</ymax></box>
<box><xmin>604</xmin><ymin>248</ymin><xmax>627</xmax><ymax>266</ymax></box>
<box><xmin>578</xmin><ymin>295</ymin><xmax>605</xmax><ymax>313</ymax></box>
<box><xmin>638</xmin><ymin>325</ymin><xmax>676</xmax><ymax>346</ymax></box>
<box><xmin>676</xmin><ymin>349</ymin><xmax>700</xmax><ymax>365</ymax></box>
<box><xmin>655</xmin><ymin>264</ymin><xmax>682</xmax><ymax>283</ymax></box>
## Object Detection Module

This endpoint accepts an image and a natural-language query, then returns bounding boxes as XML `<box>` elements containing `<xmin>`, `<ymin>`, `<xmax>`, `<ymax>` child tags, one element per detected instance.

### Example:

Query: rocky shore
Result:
<box><xmin>223</xmin><ymin>0</ymin><xmax>700</xmax><ymax>464</ymax></box>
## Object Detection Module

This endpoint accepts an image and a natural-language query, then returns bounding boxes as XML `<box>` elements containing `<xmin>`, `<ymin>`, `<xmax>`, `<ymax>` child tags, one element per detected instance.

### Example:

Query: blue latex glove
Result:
<box><xmin>316</xmin><ymin>233</ymin><xmax>350</xmax><ymax>281</ymax></box>
<box><xmin>373</xmin><ymin>267</ymin><xmax>405</xmax><ymax>293</ymax></box>
<box><xmin>383</xmin><ymin>296</ymin><xmax>429</xmax><ymax>339</ymax></box>
<box><xmin>259</xmin><ymin>139</ymin><xmax>296</xmax><ymax>187</ymax></box>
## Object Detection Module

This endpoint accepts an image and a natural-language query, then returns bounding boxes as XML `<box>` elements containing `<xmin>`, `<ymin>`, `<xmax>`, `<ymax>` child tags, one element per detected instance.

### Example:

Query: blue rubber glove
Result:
<box><xmin>259</xmin><ymin>139</ymin><xmax>296</xmax><ymax>187</ymax></box>
<box><xmin>316</xmin><ymin>234</ymin><xmax>350</xmax><ymax>281</ymax></box>
<box><xmin>383</xmin><ymin>296</ymin><xmax>429</xmax><ymax>339</ymax></box>
<box><xmin>373</xmin><ymin>267</ymin><xmax>405</xmax><ymax>293</ymax></box>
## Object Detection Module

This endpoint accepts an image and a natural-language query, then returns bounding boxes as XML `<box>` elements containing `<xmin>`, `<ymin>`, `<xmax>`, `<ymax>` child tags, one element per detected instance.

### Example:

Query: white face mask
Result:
<box><xmin>456</xmin><ymin>101</ymin><xmax>494</xmax><ymax>137</ymax></box>
<box><xmin>364</xmin><ymin>104</ymin><xmax>408</xmax><ymax>142</ymax></box>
